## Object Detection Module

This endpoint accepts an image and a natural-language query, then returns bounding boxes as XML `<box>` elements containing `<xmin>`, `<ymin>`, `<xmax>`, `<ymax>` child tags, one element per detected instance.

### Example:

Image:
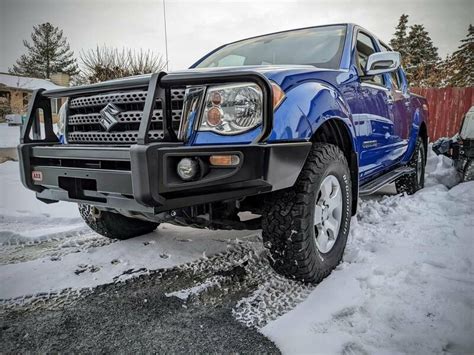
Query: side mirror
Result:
<box><xmin>365</xmin><ymin>51</ymin><xmax>401</xmax><ymax>76</ymax></box>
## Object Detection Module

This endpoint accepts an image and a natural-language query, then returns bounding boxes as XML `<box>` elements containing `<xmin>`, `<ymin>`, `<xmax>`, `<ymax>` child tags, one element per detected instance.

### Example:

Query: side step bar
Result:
<box><xmin>359</xmin><ymin>166</ymin><xmax>415</xmax><ymax>196</ymax></box>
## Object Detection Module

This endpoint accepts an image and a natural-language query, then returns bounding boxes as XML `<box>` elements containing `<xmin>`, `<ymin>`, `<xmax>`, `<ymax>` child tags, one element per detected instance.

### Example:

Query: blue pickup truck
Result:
<box><xmin>18</xmin><ymin>23</ymin><xmax>428</xmax><ymax>283</ymax></box>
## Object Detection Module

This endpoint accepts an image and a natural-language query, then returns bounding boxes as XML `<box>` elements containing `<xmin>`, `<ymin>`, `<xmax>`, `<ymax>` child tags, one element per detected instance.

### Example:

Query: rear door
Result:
<box><xmin>380</xmin><ymin>43</ymin><xmax>410</xmax><ymax>164</ymax></box>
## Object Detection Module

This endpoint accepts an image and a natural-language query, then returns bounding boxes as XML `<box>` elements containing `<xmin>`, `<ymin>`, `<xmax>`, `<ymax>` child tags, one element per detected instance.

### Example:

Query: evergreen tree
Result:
<box><xmin>389</xmin><ymin>14</ymin><xmax>409</xmax><ymax>65</ymax></box>
<box><xmin>10</xmin><ymin>23</ymin><xmax>78</xmax><ymax>79</ymax></box>
<box><xmin>405</xmin><ymin>24</ymin><xmax>440</xmax><ymax>86</ymax></box>
<box><xmin>430</xmin><ymin>54</ymin><xmax>453</xmax><ymax>88</ymax></box>
<box><xmin>446</xmin><ymin>24</ymin><xmax>474</xmax><ymax>86</ymax></box>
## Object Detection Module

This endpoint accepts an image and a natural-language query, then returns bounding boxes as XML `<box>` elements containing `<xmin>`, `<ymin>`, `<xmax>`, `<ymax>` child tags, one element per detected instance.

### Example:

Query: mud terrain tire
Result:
<box><xmin>262</xmin><ymin>143</ymin><xmax>352</xmax><ymax>283</ymax></box>
<box><xmin>463</xmin><ymin>159</ymin><xmax>474</xmax><ymax>182</ymax></box>
<box><xmin>396</xmin><ymin>137</ymin><xmax>425</xmax><ymax>195</ymax></box>
<box><xmin>79</xmin><ymin>204</ymin><xmax>159</xmax><ymax>240</ymax></box>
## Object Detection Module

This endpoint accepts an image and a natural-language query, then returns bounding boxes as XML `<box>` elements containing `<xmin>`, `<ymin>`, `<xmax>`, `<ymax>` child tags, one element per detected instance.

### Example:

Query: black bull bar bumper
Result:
<box><xmin>17</xmin><ymin>70</ymin><xmax>311</xmax><ymax>213</ymax></box>
<box><xmin>18</xmin><ymin>142</ymin><xmax>311</xmax><ymax>213</ymax></box>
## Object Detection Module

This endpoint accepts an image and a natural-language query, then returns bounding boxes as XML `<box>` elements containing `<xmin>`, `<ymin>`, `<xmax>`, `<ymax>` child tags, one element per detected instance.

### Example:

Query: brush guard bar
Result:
<box><xmin>18</xmin><ymin>71</ymin><xmax>312</xmax><ymax>214</ymax></box>
<box><xmin>20</xmin><ymin>71</ymin><xmax>274</xmax><ymax>145</ymax></box>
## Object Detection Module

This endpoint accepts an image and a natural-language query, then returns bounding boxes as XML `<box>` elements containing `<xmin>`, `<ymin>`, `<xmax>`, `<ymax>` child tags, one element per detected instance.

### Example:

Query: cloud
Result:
<box><xmin>1</xmin><ymin>0</ymin><xmax>472</xmax><ymax>72</ymax></box>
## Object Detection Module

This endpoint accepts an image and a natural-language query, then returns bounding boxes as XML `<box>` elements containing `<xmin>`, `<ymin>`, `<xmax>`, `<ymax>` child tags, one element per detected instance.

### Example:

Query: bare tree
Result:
<box><xmin>76</xmin><ymin>46</ymin><xmax>166</xmax><ymax>84</ymax></box>
<box><xmin>128</xmin><ymin>49</ymin><xmax>166</xmax><ymax>76</ymax></box>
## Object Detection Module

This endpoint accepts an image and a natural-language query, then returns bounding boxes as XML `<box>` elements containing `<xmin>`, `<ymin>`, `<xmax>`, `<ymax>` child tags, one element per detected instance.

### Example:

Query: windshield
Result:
<box><xmin>195</xmin><ymin>25</ymin><xmax>346</xmax><ymax>69</ymax></box>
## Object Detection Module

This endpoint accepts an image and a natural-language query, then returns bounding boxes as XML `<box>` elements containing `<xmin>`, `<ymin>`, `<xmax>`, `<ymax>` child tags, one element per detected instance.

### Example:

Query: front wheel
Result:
<box><xmin>78</xmin><ymin>204</ymin><xmax>159</xmax><ymax>240</ymax></box>
<box><xmin>262</xmin><ymin>143</ymin><xmax>352</xmax><ymax>283</ymax></box>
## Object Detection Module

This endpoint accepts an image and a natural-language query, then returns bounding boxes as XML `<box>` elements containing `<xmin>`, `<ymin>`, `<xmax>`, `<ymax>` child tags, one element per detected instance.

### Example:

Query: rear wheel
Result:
<box><xmin>262</xmin><ymin>143</ymin><xmax>352</xmax><ymax>283</ymax></box>
<box><xmin>396</xmin><ymin>137</ymin><xmax>425</xmax><ymax>195</ymax></box>
<box><xmin>463</xmin><ymin>159</ymin><xmax>474</xmax><ymax>182</ymax></box>
<box><xmin>78</xmin><ymin>204</ymin><xmax>159</xmax><ymax>240</ymax></box>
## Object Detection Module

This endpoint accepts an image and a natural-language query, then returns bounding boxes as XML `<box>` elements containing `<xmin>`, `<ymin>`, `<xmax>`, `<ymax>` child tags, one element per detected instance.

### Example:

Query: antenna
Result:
<box><xmin>162</xmin><ymin>0</ymin><xmax>169</xmax><ymax>71</ymax></box>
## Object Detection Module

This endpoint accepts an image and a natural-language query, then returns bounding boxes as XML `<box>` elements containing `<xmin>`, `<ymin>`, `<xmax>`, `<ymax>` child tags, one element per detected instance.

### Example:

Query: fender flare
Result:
<box><xmin>286</xmin><ymin>80</ymin><xmax>359</xmax><ymax>215</ymax></box>
<box><xmin>285</xmin><ymin>80</ymin><xmax>357</xmax><ymax>152</ymax></box>
<box><xmin>402</xmin><ymin>106</ymin><xmax>427</xmax><ymax>163</ymax></box>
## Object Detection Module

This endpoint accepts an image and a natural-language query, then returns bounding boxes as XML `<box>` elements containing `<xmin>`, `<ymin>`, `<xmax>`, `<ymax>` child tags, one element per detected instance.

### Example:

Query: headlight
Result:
<box><xmin>57</xmin><ymin>101</ymin><xmax>67</xmax><ymax>142</ymax></box>
<box><xmin>198</xmin><ymin>83</ymin><xmax>263</xmax><ymax>135</ymax></box>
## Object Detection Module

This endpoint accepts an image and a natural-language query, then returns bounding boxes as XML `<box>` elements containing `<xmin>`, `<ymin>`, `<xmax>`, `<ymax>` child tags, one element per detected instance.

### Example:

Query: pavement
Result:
<box><xmin>0</xmin><ymin>154</ymin><xmax>300</xmax><ymax>352</ymax></box>
<box><xmin>0</xmin><ymin>241</ymin><xmax>281</xmax><ymax>353</ymax></box>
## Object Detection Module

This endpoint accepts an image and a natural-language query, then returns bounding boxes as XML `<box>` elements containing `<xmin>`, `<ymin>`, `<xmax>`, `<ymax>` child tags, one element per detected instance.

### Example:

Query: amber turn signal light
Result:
<box><xmin>209</xmin><ymin>155</ymin><xmax>240</xmax><ymax>166</ymax></box>
<box><xmin>271</xmin><ymin>82</ymin><xmax>285</xmax><ymax>109</ymax></box>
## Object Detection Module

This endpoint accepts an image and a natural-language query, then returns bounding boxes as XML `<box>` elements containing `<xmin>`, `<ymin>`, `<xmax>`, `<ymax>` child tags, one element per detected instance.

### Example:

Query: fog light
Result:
<box><xmin>177</xmin><ymin>158</ymin><xmax>199</xmax><ymax>181</ymax></box>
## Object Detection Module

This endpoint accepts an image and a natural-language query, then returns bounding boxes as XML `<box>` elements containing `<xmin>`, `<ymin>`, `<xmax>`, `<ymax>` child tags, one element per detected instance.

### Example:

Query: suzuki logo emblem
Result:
<box><xmin>99</xmin><ymin>103</ymin><xmax>121</xmax><ymax>131</ymax></box>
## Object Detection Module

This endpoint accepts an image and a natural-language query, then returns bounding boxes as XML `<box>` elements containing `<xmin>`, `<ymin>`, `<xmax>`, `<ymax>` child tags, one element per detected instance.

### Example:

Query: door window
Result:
<box><xmin>390</xmin><ymin>70</ymin><xmax>401</xmax><ymax>91</ymax></box>
<box><xmin>380</xmin><ymin>42</ymin><xmax>402</xmax><ymax>91</ymax></box>
<box><xmin>356</xmin><ymin>32</ymin><xmax>383</xmax><ymax>85</ymax></box>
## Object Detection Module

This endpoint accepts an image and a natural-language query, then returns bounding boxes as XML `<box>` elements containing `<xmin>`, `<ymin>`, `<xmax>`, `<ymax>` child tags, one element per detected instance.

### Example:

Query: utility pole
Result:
<box><xmin>162</xmin><ymin>0</ymin><xmax>169</xmax><ymax>71</ymax></box>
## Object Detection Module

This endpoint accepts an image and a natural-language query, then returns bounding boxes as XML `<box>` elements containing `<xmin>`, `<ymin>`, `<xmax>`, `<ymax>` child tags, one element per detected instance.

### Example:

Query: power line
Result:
<box><xmin>162</xmin><ymin>0</ymin><xmax>169</xmax><ymax>71</ymax></box>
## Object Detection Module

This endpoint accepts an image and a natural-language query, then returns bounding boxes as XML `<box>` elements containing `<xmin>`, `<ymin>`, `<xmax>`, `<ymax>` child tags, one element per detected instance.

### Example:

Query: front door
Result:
<box><xmin>351</xmin><ymin>31</ymin><xmax>394</xmax><ymax>181</ymax></box>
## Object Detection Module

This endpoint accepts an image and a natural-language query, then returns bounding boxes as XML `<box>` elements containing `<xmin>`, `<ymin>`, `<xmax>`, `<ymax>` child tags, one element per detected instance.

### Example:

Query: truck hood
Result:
<box><xmin>113</xmin><ymin>64</ymin><xmax>340</xmax><ymax>84</ymax></box>
<box><xmin>44</xmin><ymin>65</ymin><xmax>342</xmax><ymax>97</ymax></box>
<box><xmin>169</xmin><ymin>65</ymin><xmax>338</xmax><ymax>88</ymax></box>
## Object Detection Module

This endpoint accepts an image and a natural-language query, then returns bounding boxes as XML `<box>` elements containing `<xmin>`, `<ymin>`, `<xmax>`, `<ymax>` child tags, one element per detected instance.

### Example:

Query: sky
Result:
<box><xmin>0</xmin><ymin>0</ymin><xmax>473</xmax><ymax>73</ymax></box>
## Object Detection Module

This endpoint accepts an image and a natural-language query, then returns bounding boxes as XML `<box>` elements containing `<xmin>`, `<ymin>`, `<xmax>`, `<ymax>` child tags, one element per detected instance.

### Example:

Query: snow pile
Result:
<box><xmin>0</xmin><ymin>160</ymin><xmax>84</xmax><ymax>248</ymax></box>
<box><xmin>0</xmin><ymin>122</ymin><xmax>60</xmax><ymax>149</ymax></box>
<box><xmin>0</xmin><ymin>161</ymin><xmax>80</xmax><ymax>220</ymax></box>
<box><xmin>0</xmin><ymin>218</ymin><xmax>87</xmax><ymax>247</ymax></box>
<box><xmin>425</xmin><ymin>143</ymin><xmax>460</xmax><ymax>188</ymax></box>
<box><xmin>261</xmin><ymin>161</ymin><xmax>473</xmax><ymax>353</ymax></box>
<box><xmin>0</xmin><ymin>123</ymin><xmax>21</xmax><ymax>148</ymax></box>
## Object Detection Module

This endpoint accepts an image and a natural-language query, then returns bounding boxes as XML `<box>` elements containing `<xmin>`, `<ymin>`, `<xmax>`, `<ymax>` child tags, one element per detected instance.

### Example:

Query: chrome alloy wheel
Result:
<box><xmin>314</xmin><ymin>175</ymin><xmax>343</xmax><ymax>253</ymax></box>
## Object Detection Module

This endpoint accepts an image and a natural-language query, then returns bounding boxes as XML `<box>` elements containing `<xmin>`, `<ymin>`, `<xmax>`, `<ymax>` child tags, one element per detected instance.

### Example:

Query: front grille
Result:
<box><xmin>66</xmin><ymin>88</ymin><xmax>185</xmax><ymax>144</ymax></box>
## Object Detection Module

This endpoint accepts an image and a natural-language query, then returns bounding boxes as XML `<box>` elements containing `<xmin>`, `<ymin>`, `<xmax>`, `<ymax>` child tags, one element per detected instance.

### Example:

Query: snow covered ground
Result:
<box><xmin>0</xmin><ymin>160</ymin><xmax>254</xmax><ymax>300</ymax></box>
<box><xmin>261</xmin><ymin>150</ymin><xmax>473</xmax><ymax>354</ymax></box>
<box><xmin>0</xmin><ymin>122</ymin><xmax>61</xmax><ymax>162</ymax></box>
<box><xmin>0</xmin><ymin>123</ymin><xmax>21</xmax><ymax>148</ymax></box>
<box><xmin>0</xmin><ymin>145</ymin><xmax>472</xmax><ymax>353</ymax></box>
<box><xmin>0</xmin><ymin>123</ymin><xmax>21</xmax><ymax>162</ymax></box>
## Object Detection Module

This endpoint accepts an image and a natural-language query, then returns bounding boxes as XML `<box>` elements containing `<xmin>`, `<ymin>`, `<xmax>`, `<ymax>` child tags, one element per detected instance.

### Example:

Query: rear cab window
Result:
<box><xmin>380</xmin><ymin>42</ymin><xmax>403</xmax><ymax>91</ymax></box>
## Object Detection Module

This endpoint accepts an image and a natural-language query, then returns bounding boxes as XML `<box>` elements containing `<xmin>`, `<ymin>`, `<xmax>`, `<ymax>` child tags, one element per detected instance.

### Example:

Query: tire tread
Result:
<box><xmin>79</xmin><ymin>204</ymin><xmax>159</xmax><ymax>240</ymax></box>
<box><xmin>262</xmin><ymin>143</ymin><xmax>351</xmax><ymax>283</ymax></box>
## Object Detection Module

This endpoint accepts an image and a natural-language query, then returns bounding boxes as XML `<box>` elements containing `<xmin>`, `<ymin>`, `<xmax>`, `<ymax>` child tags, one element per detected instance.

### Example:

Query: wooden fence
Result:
<box><xmin>411</xmin><ymin>87</ymin><xmax>474</xmax><ymax>140</ymax></box>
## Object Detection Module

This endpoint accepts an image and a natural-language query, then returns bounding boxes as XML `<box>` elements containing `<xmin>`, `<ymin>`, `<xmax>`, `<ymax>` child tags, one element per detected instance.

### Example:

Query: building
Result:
<box><xmin>0</xmin><ymin>72</ymin><xmax>69</xmax><ymax>122</ymax></box>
